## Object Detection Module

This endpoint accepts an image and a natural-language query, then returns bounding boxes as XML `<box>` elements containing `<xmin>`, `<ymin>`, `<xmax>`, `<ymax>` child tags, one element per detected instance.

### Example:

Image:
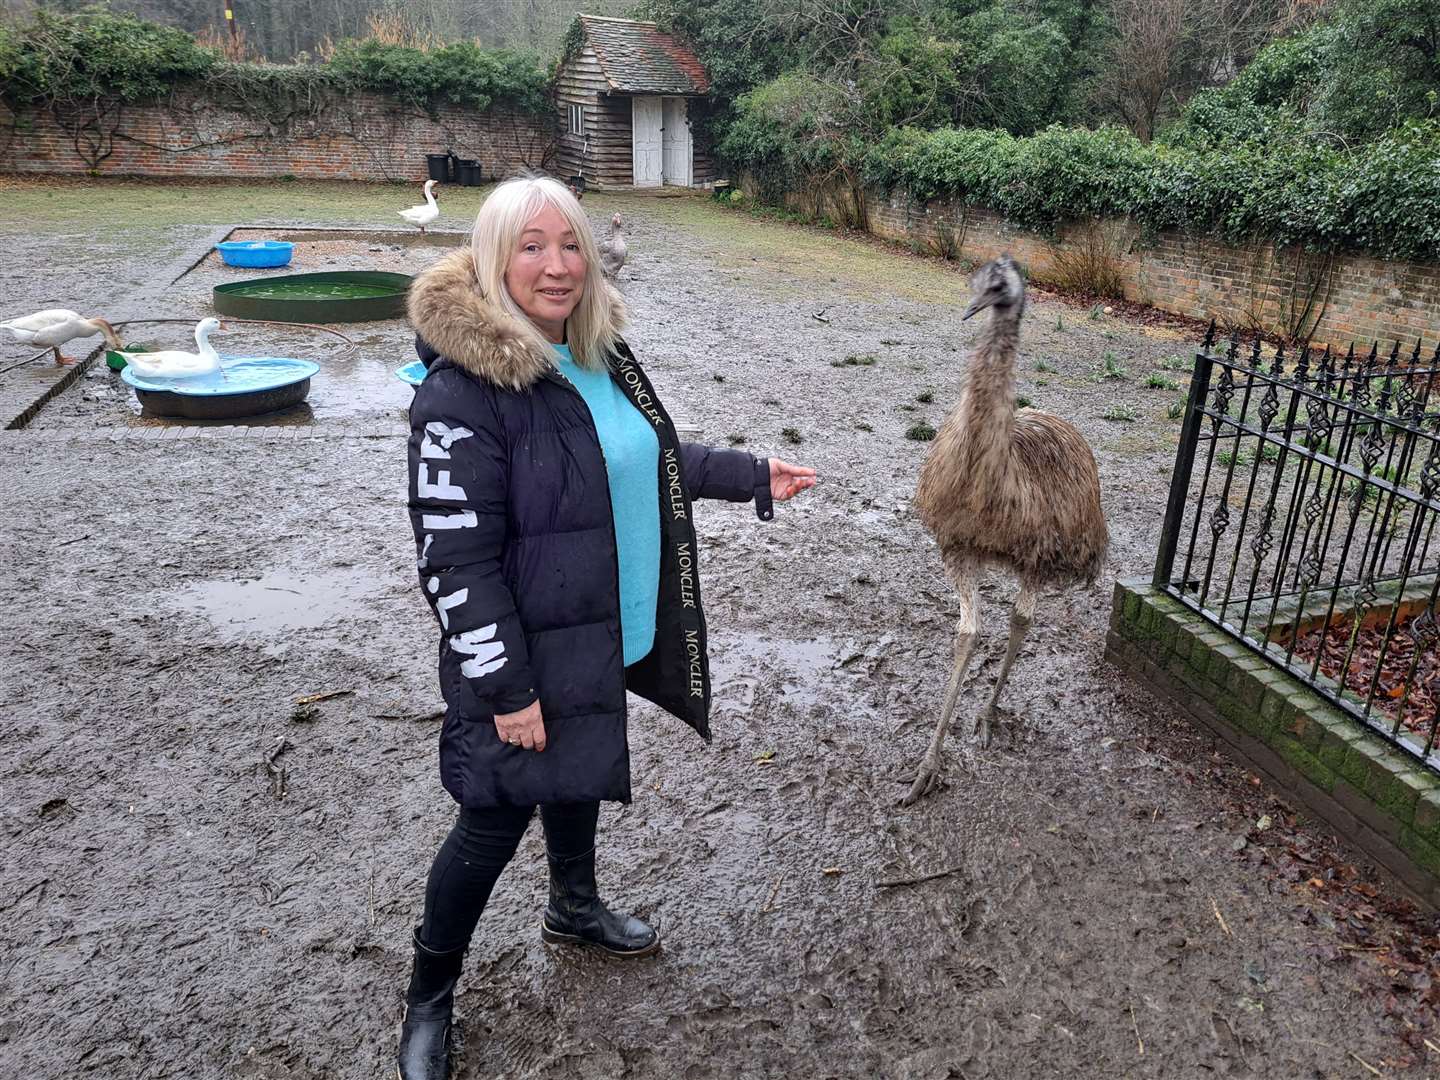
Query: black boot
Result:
<box><xmin>541</xmin><ymin>845</ymin><xmax>660</xmax><ymax>956</ymax></box>
<box><xmin>397</xmin><ymin>928</ymin><xmax>465</xmax><ymax>1080</ymax></box>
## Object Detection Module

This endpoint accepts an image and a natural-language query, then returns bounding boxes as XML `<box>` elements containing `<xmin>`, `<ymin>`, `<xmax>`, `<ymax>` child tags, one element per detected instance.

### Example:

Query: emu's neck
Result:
<box><xmin>959</xmin><ymin>303</ymin><xmax>1022</xmax><ymax>483</ymax></box>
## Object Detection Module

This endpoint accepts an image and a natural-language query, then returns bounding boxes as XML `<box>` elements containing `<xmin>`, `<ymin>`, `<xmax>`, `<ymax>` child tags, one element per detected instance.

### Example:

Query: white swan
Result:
<box><xmin>0</xmin><ymin>309</ymin><xmax>121</xmax><ymax>367</ymax></box>
<box><xmin>118</xmin><ymin>318</ymin><xmax>226</xmax><ymax>379</ymax></box>
<box><xmin>399</xmin><ymin>179</ymin><xmax>440</xmax><ymax>234</ymax></box>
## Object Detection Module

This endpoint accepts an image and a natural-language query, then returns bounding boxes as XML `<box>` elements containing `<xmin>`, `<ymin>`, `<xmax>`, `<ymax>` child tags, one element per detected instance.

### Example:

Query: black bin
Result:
<box><xmin>425</xmin><ymin>153</ymin><xmax>450</xmax><ymax>183</ymax></box>
<box><xmin>457</xmin><ymin>160</ymin><xmax>482</xmax><ymax>187</ymax></box>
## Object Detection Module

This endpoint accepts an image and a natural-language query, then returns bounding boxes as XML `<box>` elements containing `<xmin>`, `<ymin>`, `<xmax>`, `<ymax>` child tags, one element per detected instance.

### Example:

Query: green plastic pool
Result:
<box><xmin>213</xmin><ymin>270</ymin><xmax>412</xmax><ymax>323</ymax></box>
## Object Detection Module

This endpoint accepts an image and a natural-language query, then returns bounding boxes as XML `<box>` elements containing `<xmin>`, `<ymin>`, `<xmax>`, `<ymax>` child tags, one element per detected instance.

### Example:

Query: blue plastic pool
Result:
<box><xmin>215</xmin><ymin>240</ymin><xmax>294</xmax><ymax>268</ymax></box>
<box><xmin>395</xmin><ymin>360</ymin><xmax>427</xmax><ymax>387</ymax></box>
<box><xmin>122</xmin><ymin>355</ymin><xmax>318</xmax><ymax>396</ymax></box>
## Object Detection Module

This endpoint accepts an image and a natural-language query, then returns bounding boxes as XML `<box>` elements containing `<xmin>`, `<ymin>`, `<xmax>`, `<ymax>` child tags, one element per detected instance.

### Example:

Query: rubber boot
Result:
<box><xmin>396</xmin><ymin>928</ymin><xmax>465</xmax><ymax>1080</ymax></box>
<box><xmin>540</xmin><ymin>845</ymin><xmax>660</xmax><ymax>956</ymax></box>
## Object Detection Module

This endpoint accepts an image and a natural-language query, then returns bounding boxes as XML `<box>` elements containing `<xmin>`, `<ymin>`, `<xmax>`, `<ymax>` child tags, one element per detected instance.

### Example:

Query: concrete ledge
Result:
<box><xmin>1107</xmin><ymin>576</ymin><xmax>1440</xmax><ymax>910</ymax></box>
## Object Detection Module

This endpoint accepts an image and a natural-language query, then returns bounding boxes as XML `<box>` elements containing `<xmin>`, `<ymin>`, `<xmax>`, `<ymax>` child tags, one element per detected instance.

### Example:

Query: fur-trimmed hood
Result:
<box><xmin>406</xmin><ymin>247</ymin><xmax>627</xmax><ymax>392</ymax></box>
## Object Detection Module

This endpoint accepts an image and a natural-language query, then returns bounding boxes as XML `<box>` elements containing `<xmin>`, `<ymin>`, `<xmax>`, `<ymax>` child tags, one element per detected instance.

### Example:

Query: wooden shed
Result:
<box><xmin>554</xmin><ymin>15</ymin><xmax>714</xmax><ymax>190</ymax></box>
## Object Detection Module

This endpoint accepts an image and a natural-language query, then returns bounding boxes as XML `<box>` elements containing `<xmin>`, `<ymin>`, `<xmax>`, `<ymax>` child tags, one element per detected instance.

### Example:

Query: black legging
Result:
<box><xmin>420</xmin><ymin>801</ymin><xmax>599</xmax><ymax>952</ymax></box>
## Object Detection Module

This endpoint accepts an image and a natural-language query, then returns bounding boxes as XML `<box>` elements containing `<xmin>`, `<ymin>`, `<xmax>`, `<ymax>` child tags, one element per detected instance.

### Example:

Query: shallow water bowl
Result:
<box><xmin>213</xmin><ymin>271</ymin><xmax>412</xmax><ymax>323</ymax></box>
<box><xmin>395</xmin><ymin>359</ymin><xmax>427</xmax><ymax>387</ymax></box>
<box><xmin>216</xmin><ymin>240</ymin><xmax>294</xmax><ymax>268</ymax></box>
<box><xmin>121</xmin><ymin>355</ymin><xmax>321</xmax><ymax>420</ymax></box>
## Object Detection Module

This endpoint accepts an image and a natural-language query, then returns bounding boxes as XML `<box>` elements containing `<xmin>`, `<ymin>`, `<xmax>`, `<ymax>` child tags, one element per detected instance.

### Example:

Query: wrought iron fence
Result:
<box><xmin>1155</xmin><ymin>326</ymin><xmax>1440</xmax><ymax>770</ymax></box>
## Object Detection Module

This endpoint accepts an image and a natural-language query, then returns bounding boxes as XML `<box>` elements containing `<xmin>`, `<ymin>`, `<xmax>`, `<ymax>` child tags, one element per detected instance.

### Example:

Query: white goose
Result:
<box><xmin>399</xmin><ymin>179</ymin><xmax>440</xmax><ymax>234</ymax></box>
<box><xmin>119</xmin><ymin>318</ymin><xmax>226</xmax><ymax>380</ymax></box>
<box><xmin>0</xmin><ymin>309</ymin><xmax>121</xmax><ymax>366</ymax></box>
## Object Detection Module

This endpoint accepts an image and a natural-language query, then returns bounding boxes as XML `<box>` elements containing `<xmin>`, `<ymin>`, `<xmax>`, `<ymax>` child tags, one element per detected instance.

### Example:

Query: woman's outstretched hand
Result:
<box><xmin>495</xmin><ymin>699</ymin><xmax>546</xmax><ymax>751</ymax></box>
<box><xmin>770</xmin><ymin>458</ymin><xmax>817</xmax><ymax>502</ymax></box>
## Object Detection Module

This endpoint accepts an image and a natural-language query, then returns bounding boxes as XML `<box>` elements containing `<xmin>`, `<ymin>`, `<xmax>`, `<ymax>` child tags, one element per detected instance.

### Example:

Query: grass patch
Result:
<box><xmin>1145</xmin><ymin>373</ymin><xmax>1180</xmax><ymax>391</ymax></box>
<box><xmin>1218</xmin><ymin>443</ymin><xmax>1282</xmax><ymax>467</ymax></box>
<box><xmin>726</xmin><ymin>433</ymin><xmax>747</xmax><ymax>446</ymax></box>
<box><xmin>831</xmin><ymin>353</ymin><xmax>878</xmax><ymax>368</ymax></box>
<box><xmin>916</xmin><ymin>390</ymin><xmax>934</xmax><ymax>403</ymax></box>
<box><xmin>855</xmin><ymin>421</ymin><xmax>874</xmax><ymax>432</ymax></box>
<box><xmin>1094</xmin><ymin>352</ymin><xmax>1128</xmax><ymax>382</ymax></box>
<box><xmin>1089</xmin><ymin>304</ymin><xmax>1104</xmax><ymax>321</ymax></box>
<box><xmin>1016</xmin><ymin>394</ymin><xmax>1033</xmax><ymax>408</ymax></box>
<box><xmin>713</xmin><ymin>373</ymin><xmax>726</xmax><ymax>383</ymax></box>
<box><xmin>1166</xmin><ymin>399</ymin><xmax>1185</xmax><ymax>420</ymax></box>
<box><xmin>1162</xmin><ymin>354</ymin><xmax>1189</xmax><ymax>371</ymax></box>
<box><xmin>1103</xmin><ymin>404</ymin><xmax>1138</xmax><ymax>421</ymax></box>
<box><xmin>781</xmin><ymin>427</ymin><xmax>803</xmax><ymax>445</ymax></box>
<box><xmin>905</xmin><ymin>422</ymin><xmax>937</xmax><ymax>441</ymax></box>
<box><xmin>1034</xmin><ymin>360</ymin><xmax>1058</xmax><ymax>373</ymax></box>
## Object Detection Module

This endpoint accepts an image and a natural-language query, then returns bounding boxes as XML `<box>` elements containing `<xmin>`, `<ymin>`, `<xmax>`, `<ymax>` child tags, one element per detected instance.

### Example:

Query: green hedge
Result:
<box><xmin>858</xmin><ymin>121</ymin><xmax>1440</xmax><ymax>263</ymax></box>
<box><xmin>0</xmin><ymin>9</ymin><xmax>549</xmax><ymax>117</ymax></box>
<box><xmin>324</xmin><ymin>40</ymin><xmax>548</xmax><ymax>115</ymax></box>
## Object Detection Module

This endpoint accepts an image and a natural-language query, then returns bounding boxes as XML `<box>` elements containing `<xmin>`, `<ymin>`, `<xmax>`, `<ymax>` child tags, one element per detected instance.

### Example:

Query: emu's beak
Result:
<box><xmin>961</xmin><ymin>301</ymin><xmax>983</xmax><ymax>321</ymax></box>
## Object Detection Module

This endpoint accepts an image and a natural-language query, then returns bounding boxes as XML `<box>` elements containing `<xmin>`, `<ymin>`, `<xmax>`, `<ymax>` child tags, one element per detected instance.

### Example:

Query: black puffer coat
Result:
<box><xmin>406</xmin><ymin>249</ymin><xmax>770</xmax><ymax>808</ymax></box>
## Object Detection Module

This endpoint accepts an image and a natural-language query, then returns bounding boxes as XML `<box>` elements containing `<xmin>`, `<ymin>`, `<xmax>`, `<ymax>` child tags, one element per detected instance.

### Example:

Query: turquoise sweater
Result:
<box><xmin>553</xmin><ymin>344</ymin><xmax>660</xmax><ymax>665</ymax></box>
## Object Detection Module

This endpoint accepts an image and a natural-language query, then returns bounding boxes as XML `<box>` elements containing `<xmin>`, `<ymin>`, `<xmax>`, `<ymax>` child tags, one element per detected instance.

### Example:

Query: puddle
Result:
<box><xmin>710</xmin><ymin>633</ymin><xmax>843</xmax><ymax>704</ymax></box>
<box><xmin>171</xmin><ymin>567</ymin><xmax>377</xmax><ymax>640</ymax></box>
<box><xmin>710</xmin><ymin>633</ymin><xmax>837</xmax><ymax>676</ymax></box>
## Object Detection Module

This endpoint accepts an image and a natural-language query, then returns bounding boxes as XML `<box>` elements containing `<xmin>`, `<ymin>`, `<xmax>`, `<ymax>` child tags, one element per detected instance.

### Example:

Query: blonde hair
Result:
<box><xmin>470</xmin><ymin>175</ymin><xmax>620</xmax><ymax>369</ymax></box>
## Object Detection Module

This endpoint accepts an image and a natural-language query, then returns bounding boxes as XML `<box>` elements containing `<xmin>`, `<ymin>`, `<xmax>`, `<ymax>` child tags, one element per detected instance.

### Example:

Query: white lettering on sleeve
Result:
<box><xmin>417</xmin><ymin>462</ymin><xmax>468</xmax><ymax>501</ymax></box>
<box><xmin>434</xmin><ymin>585</ymin><xmax>469</xmax><ymax>630</ymax></box>
<box><xmin>421</xmin><ymin>509</ymin><xmax>477</xmax><ymax>531</ymax></box>
<box><xmin>421</xmin><ymin>422</ymin><xmax>474</xmax><ymax>459</ymax></box>
<box><xmin>451</xmin><ymin>623</ymin><xmax>508</xmax><ymax>679</ymax></box>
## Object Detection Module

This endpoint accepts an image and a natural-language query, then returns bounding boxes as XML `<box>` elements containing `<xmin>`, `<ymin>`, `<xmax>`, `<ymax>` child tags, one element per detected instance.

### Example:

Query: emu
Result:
<box><xmin>903</xmin><ymin>255</ymin><xmax>1108</xmax><ymax>805</ymax></box>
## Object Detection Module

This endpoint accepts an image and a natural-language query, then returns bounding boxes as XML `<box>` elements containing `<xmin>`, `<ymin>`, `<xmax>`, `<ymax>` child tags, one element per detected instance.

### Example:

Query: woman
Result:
<box><xmin>398</xmin><ymin>176</ymin><xmax>816</xmax><ymax>1080</ymax></box>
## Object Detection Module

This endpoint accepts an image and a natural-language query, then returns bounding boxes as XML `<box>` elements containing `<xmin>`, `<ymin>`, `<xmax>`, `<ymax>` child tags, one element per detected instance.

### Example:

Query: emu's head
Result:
<box><xmin>962</xmin><ymin>254</ymin><xmax>1025</xmax><ymax>320</ymax></box>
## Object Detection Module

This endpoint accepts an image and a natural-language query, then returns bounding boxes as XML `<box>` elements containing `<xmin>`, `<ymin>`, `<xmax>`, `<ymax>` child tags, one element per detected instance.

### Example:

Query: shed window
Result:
<box><xmin>568</xmin><ymin>104</ymin><xmax>585</xmax><ymax>135</ymax></box>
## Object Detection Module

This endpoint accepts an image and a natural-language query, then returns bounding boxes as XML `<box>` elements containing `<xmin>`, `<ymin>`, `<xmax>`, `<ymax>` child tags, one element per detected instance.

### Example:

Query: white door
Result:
<box><xmin>661</xmin><ymin>97</ymin><xmax>692</xmax><ymax>187</ymax></box>
<box><xmin>632</xmin><ymin>97</ymin><xmax>663</xmax><ymax>187</ymax></box>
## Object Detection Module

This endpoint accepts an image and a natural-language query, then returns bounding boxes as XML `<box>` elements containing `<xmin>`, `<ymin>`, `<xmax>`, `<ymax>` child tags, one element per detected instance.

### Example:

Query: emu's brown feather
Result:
<box><xmin>915</xmin><ymin>283</ymin><xmax>1107</xmax><ymax>589</ymax></box>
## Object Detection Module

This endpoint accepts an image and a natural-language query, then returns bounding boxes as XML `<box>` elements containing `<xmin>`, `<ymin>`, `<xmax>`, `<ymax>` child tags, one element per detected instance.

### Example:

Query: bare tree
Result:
<box><xmin>1094</xmin><ymin>0</ymin><xmax>1288</xmax><ymax>140</ymax></box>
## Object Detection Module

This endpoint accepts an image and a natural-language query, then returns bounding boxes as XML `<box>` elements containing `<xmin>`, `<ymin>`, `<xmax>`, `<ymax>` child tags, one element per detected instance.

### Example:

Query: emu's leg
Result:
<box><xmin>973</xmin><ymin>580</ymin><xmax>1037</xmax><ymax>748</ymax></box>
<box><xmin>901</xmin><ymin>561</ymin><xmax>978</xmax><ymax>806</ymax></box>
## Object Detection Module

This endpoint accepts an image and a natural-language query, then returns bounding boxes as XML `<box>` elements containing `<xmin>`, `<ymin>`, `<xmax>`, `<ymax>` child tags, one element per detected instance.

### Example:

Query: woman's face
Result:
<box><xmin>504</xmin><ymin>204</ymin><xmax>586</xmax><ymax>344</ymax></box>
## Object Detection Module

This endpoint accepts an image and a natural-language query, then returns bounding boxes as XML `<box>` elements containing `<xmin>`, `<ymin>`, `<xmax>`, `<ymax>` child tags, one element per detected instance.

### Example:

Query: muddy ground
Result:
<box><xmin>2</xmin><ymin>178</ymin><xmax>1437</xmax><ymax>1079</ymax></box>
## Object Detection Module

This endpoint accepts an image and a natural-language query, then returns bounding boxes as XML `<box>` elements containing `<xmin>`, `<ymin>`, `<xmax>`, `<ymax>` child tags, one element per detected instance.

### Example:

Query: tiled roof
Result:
<box><xmin>576</xmin><ymin>15</ymin><xmax>711</xmax><ymax>96</ymax></box>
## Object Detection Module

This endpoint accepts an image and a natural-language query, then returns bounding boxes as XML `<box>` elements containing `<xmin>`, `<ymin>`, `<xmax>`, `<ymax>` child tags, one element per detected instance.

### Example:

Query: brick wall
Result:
<box><xmin>758</xmin><ymin>176</ymin><xmax>1440</xmax><ymax>349</ymax></box>
<box><xmin>0</xmin><ymin>89</ymin><xmax>557</xmax><ymax>184</ymax></box>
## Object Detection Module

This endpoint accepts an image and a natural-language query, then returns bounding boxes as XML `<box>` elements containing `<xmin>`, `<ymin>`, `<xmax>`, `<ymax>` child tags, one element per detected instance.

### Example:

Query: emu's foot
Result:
<box><xmin>900</xmin><ymin>748</ymin><xmax>945</xmax><ymax>806</ymax></box>
<box><xmin>972</xmin><ymin>707</ymin><xmax>996</xmax><ymax>749</ymax></box>
<box><xmin>54</xmin><ymin>354</ymin><xmax>78</xmax><ymax>367</ymax></box>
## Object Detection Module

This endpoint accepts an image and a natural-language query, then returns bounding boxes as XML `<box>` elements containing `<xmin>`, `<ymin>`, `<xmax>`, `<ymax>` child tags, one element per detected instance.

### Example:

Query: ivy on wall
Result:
<box><xmin>0</xmin><ymin>9</ymin><xmax>552</xmax><ymax>169</ymax></box>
